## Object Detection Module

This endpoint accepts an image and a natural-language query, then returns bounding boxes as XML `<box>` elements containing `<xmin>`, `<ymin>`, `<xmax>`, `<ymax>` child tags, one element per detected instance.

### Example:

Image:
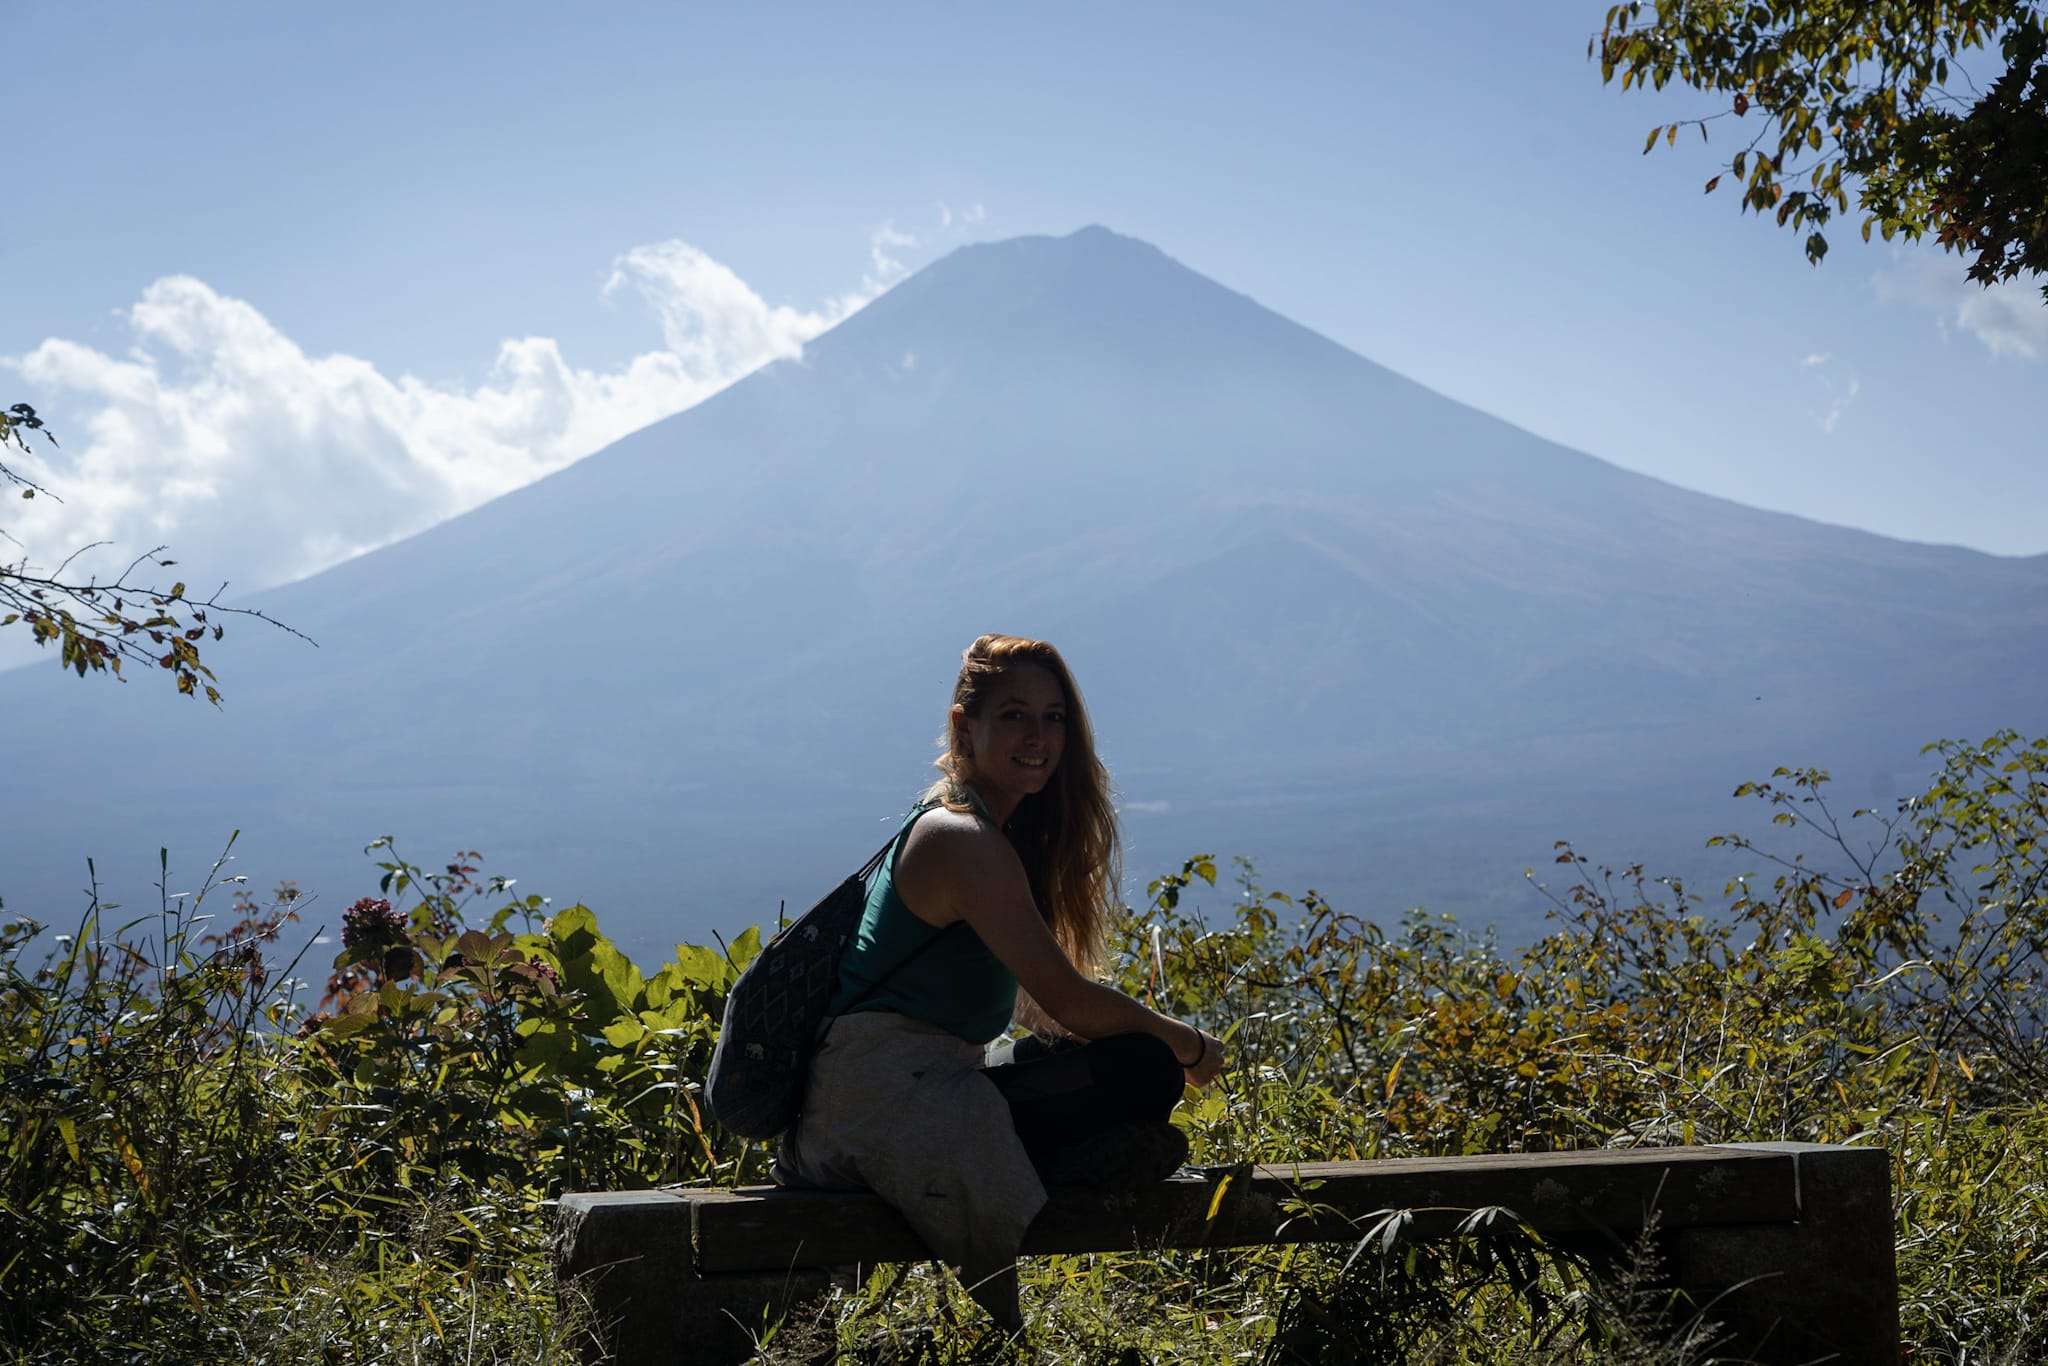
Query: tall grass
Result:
<box><xmin>3</xmin><ymin>733</ymin><xmax>2044</xmax><ymax>1363</ymax></box>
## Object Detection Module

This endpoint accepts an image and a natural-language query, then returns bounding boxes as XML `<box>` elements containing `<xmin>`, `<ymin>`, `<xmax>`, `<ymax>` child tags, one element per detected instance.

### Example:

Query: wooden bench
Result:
<box><xmin>553</xmin><ymin>1141</ymin><xmax>1897</xmax><ymax>1364</ymax></box>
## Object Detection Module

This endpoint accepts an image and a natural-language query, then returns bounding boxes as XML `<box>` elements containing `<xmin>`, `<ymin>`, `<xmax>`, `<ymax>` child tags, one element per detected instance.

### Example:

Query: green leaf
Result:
<box><xmin>602</xmin><ymin>1018</ymin><xmax>646</xmax><ymax>1048</ymax></box>
<box><xmin>547</xmin><ymin>904</ymin><xmax>602</xmax><ymax>960</ymax></box>
<box><xmin>55</xmin><ymin>1116</ymin><xmax>82</xmax><ymax>1167</ymax></box>
<box><xmin>642</xmin><ymin>964</ymin><xmax>679</xmax><ymax>1009</ymax></box>
<box><xmin>595</xmin><ymin>942</ymin><xmax>645</xmax><ymax>1011</ymax></box>
<box><xmin>321</xmin><ymin>1011</ymin><xmax>377</xmax><ymax>1037</ymax></box>
<box><xmin>672</xmin><ymin>942</ymin><xmax>731</xmax><ymax>989</ymax></box>
<box><xmin>728</xmin><ymin>924</ymin><xmax>764</xmax><ymax>971</ymax></box>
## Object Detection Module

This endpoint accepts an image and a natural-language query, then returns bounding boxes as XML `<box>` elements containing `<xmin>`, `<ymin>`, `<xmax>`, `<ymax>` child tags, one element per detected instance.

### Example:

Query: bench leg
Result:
<box><xmin>553</xmin><ymin>1193</ymin><xmax>847</xmax><ymax>1364</ymax></box>
<box><xmin>1662</xmin><ymin>1144</ymin><xmax>1899</xmax><ymax>1365</ymax></box>
<box><xmin>561</xmin><ymin>1255</ymin><xmax>845</xmax><ymax>1365</ymax></box>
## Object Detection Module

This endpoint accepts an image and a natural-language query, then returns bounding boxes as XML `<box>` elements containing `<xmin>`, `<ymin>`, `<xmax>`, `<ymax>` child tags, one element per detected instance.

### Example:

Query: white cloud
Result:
<box><xmin>867</xmin><ymin>221</ymin><xmax>920</xmax><ymax>289</ymax></box>
<box><xmin>1952</xmin><ymin>280</ymin><xmax>2048</xmax><ymax>359</ymax></box>
<box><xmin>0</xmin><ymin>232</ymin><xmax>913</xmax><ymax>670</ymax></box>
<box><xmin>1876</xmin><ymin>253</ymin><xmax>2048</xmax><ymax>359</ymax></box>
<box><xmin>1799</xmin><ymin>352</ymin><xmax>1859</xmax><ymax>434</ymax></box>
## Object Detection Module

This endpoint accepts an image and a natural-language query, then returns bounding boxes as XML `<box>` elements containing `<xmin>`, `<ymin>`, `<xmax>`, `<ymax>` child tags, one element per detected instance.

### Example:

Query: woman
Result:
<box><xmin>776</xmin><ymin>634</ymin><xmax>1226</xmax><ymax>1332</ymax></box>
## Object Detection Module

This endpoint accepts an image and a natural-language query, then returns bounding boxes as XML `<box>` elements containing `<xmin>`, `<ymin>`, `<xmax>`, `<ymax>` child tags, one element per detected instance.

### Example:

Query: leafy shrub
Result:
<box><xmin>0</xmin><ymin>848</ymin><xmax>307</xmax><ymax>1361</ymax></box>
<box><xmin>4</xmin><ymin>733</ymin><xmax>2045</xmax><ymax>1363</ymax></box>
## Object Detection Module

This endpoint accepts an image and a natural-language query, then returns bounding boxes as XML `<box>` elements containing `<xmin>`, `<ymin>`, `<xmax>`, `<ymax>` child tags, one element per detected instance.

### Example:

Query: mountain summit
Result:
<box><xmin>6</xmin><ymin>228</ymin><xmax>2044</xmax><ymax>949</ymax></box>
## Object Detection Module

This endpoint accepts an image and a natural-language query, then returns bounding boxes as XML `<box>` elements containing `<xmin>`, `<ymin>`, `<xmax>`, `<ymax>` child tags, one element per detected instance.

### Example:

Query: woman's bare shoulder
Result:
<box><xmin>902</xmin><ymin>805</ymin><xmax>1006</xmax><ymax>863</ymax></box>
<box><xmin>896</xmin><ymin>807</ymin><xmax>1016</xmax><ymax>926</ymax></box>
<box><xmin>903</xmin><ymin>806</ymin><xmax>1033</xmax><ymax>888</ymax></box>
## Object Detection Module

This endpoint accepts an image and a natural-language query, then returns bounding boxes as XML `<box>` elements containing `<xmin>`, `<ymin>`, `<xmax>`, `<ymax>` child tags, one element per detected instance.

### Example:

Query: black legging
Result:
<box><xmin>981</xmin><ymin>1031</ymin><xmax>1184</xmax><ymax>1156</ymax></box>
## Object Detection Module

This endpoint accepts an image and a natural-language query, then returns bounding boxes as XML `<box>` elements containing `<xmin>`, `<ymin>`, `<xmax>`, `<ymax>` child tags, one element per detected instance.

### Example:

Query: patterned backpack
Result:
<box><xmin>705</xmin><ymin>807</ymin><xmax>957</xmax><ymax>1140</ymax></box>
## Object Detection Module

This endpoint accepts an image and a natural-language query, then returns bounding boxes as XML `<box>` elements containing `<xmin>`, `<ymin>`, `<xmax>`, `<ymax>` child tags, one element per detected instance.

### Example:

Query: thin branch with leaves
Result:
<box><xmin>1</xmin><ymin>402</ymin><xmax>313</xmax><ymax>703</ymax></box>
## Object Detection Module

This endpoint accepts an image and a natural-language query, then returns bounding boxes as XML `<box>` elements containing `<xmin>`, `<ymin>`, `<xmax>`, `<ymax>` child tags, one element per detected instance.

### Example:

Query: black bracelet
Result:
<box><xmin>1180</xmin><ymin>1028</ymin><xmax>1206</xmax><ymax>1070</ymax></box>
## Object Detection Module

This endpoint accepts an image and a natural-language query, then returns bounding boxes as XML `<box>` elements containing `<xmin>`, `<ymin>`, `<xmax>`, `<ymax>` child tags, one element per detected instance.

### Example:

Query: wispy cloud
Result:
<box><xmin>0</xmin><ymin>223</ymin><xmax>946</xmax><ymax>670</ymax></box>
<box><xmin>602</xmin><ymin>240</ymin><xmax>848</xmax><ymax>381</ymax></box>
<box><xmin>1952</xmin><ymin>281</ymin><xmax>2048</xmax><ymax>359</ymax></box>
<box><xmin>868</xmin><ymin>221</ymin><xmax>920</xmax><ymax>286</ymax></box>
<box><xmin>1799</xmin><ymin>352</ymin><xmax>1860</xmax><ymax>434</ymax></box>
<box><xmin>1876</xmin><ymin>253</ymin><xmax>2048</xmax><ymax>360</ymax></box>
<box><xmin>1823</xmin><ymin>376</ymin><xmax>1861</xmax><ymax>433</ymax></box>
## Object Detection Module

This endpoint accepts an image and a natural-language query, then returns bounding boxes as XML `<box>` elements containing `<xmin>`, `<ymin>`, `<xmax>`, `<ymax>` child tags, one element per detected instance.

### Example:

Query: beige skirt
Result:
<box><xmin>774</xmin><ymin>1010</ymin><xmax>1047</xmax><ymax>1286</ymax></box>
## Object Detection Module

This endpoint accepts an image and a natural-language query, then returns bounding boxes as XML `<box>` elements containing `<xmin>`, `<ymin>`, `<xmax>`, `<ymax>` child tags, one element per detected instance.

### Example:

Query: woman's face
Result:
<box><xmin>956</xmin><ymin>663</ymin><xmax>1067</xmax><ymax>812</ymax></box>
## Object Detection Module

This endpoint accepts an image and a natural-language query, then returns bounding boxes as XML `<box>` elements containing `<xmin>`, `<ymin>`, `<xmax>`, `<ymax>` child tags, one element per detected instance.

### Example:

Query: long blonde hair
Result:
<box><xmin>924</xmin><ymin>633</ymin><xmax>1120</xmax><ymax>977</ymax></box>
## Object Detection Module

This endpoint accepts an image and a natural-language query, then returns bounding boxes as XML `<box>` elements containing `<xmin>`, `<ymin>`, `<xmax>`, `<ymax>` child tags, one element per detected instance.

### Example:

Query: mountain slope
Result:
<box><xmin>5</xmin><ymin>227</ymin><xmax>2043</xmax><ymax>953</ymax></box>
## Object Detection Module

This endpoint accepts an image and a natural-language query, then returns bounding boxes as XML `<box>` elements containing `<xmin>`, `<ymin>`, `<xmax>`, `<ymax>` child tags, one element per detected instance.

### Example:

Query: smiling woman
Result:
<box><xmin>773</xmin><ymin>633</ymin><xmax>1226</xmax><ymax>1337</ymax></box>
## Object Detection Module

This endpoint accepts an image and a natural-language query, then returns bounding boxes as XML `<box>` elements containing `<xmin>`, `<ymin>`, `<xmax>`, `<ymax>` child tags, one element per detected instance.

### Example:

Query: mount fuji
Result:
<box><xmin>5</xmin><ymin>227</ymin><xmax>2043</xmax><ymax>957</ymax></box>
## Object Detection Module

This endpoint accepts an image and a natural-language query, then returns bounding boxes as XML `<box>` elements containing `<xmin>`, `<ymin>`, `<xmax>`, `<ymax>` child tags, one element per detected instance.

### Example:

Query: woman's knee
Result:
<box><xmin>1089</xmin><ymin>1032</ymin><xmax>1186</xmax><ymax>1113</ymax></box>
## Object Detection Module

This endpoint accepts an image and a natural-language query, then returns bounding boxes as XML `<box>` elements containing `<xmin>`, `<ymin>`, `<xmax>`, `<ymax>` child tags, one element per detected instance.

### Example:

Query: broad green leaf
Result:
<box><xmin>602</xmin><ymin>1019</ymin><xmax>646</xmax><ymax>1048</ymax></box>
<box><xmin>673</xmin><ymin>942</ymin><xmax>731</xmax><ymax>989</ymax></box>
<box><xmin>728</xmin><ymin>924</ymin><xmax>764</xmax><ymax>971</ymax></box>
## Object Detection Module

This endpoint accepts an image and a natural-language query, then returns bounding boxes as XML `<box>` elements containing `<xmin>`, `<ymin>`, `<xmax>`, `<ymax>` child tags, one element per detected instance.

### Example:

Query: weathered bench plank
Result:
<box><xmin>685</xmin><ymin>1146</ymin><xmax>1801</xmax><ymax>1271</ymax></box>
<box><xmin>554</xmin><ymin>1142</ymin><xmax>1897</xmax><ymax>1366</ymax></box>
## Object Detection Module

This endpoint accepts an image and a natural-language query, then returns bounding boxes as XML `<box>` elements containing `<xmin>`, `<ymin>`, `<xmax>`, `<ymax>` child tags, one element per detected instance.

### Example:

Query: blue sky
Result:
<box><xmin>5</xmin><ymin>0</ymin><xmax>2042</xmax><ymax>660</ymax></box>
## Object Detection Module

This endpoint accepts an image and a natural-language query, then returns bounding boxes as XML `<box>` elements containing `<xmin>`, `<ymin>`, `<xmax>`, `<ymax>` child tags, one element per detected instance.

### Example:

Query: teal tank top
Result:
<box><xmin>829</xmin><ymin>807</ymin><xmax>1018</xmax><ymax>1044</ymax></box>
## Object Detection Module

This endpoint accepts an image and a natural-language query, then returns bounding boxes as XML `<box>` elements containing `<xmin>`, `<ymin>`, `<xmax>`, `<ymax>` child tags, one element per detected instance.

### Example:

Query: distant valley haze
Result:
<box><xmin>5</xmin><ymin>227</ymin><xmax>2044</xmax><ymax>964</ymax></box>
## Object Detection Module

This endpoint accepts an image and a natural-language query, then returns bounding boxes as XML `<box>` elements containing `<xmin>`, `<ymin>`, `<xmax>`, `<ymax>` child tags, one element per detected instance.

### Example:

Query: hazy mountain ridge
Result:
<box><xmin>5</xmin><ymin>227</ymin><xmax>2043</xmax><ymax>953</ymax></box>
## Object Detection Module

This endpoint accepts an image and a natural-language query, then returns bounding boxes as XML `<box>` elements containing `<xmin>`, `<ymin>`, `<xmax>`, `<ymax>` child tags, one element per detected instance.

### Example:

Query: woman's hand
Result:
<box><xmin>1178</xmin><ymin>1026</ymin><xmax>1226</xmax><ymax>1088</ymax></box>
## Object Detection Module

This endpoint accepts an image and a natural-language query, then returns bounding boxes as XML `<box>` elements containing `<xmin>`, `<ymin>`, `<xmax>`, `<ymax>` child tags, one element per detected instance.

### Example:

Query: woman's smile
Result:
<box><xmin>959</xmin><ymin>662</ymin><xmax>1067</xmax><ymax>818</ymax></box>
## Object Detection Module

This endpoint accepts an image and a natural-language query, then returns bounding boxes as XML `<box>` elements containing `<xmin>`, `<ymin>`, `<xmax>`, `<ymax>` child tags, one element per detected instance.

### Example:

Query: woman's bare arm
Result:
<box><xmin>895</xmin><ymin>811</ymin><xmax>1226</xmax><ymax>1085</ymax></box>
<box><xmin>1010</xmin><ymin>989</ymin><xmax>1078</xmax><ymax>1041</ymax></box>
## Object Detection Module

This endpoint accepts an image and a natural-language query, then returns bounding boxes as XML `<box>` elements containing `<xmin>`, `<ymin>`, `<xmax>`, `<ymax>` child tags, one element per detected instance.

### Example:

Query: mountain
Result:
<box><xmin>6</xmin><ymin>227</ymin><xmax>2044</xmax><ymax>959</ymax></box>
